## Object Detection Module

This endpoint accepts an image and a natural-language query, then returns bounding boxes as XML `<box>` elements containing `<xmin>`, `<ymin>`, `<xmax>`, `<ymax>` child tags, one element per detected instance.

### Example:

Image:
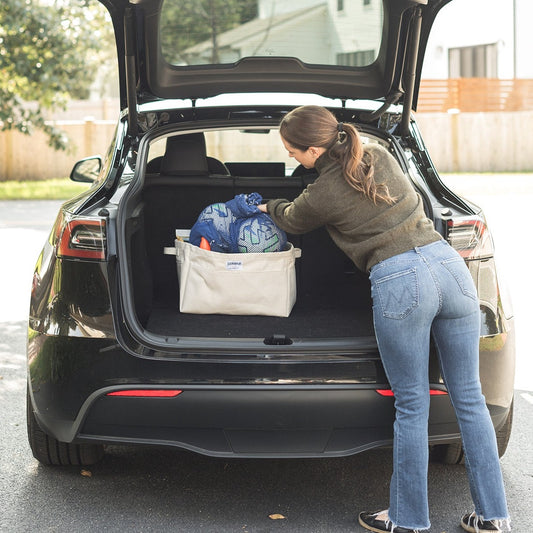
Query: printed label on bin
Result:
<box><xmin>226</xmin><ymin>260</ymin><xmax>243</xmax><ymax>271</ymax></box>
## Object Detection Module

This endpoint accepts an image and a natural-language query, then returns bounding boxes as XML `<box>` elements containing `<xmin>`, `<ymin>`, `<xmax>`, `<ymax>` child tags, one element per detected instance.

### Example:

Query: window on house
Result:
<box><xmin>363</xmin><ymin>0</ymin><xmax>372</xmax><ymax>5</ymax></box>
<box><xmin>448</xmin><ymin>43</ymin><xmax>498</xmax><ymax>77</ymax></box>
<box><xmin>337</xmin><ymin>0</ymin><xmax>344</xmax><ymax>11</ymax></box>
<box><xmin>337</xmin><ymin>50</ymin><xmax>376</xmax><ymax>67</ymax></box>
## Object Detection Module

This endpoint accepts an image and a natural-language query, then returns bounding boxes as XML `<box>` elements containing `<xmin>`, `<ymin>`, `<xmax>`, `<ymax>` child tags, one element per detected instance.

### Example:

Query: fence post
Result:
<box><xmin>450</xmin><ymin>110</ymin><xmax>460</xmax><ymax>172</ymax></box>
<box><xmin>84</xmin><ymin>118</ymin><xmax>96</xmax><ymax>156</ymax></box>
<box><xmin>2</xmin><ymin>129</ymin><xmax>14</xmax><ymax>181</ymax></box>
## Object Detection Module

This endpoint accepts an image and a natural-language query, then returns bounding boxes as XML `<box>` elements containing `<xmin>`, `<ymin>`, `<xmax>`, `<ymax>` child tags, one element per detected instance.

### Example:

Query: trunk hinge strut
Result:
<box><xmin>400</xmin><ymin>6</ymin><xmax>424</xmax><ymax>137</ymax></box>
<box><xmin>124</xmin><ymin>7</ymin><xmax>138</xmax><ymax>137</ymax></box>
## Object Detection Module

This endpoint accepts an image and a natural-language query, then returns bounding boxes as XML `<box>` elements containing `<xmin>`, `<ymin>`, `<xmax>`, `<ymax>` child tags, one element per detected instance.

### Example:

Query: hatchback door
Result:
<box><xmin>99</xmin><ymin>0</ymin><xmax>452</xmax><ymax>115</ymax></box>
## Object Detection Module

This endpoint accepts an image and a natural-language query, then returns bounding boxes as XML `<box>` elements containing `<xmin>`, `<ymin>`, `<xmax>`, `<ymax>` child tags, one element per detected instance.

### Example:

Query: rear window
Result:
<box><xmin>147</xmin><ymin>128</ymin><xmax>384</xmax><ymax>177</ymax></box>
<box><xmin>160</xmin><ymin>0</ymin><xmax>384</xmax><ymax>68</ymax></box>
<box><xmin>148</xmin><ymin>129</ymin><xmax>295</xmax><ymax>174</ymax></box>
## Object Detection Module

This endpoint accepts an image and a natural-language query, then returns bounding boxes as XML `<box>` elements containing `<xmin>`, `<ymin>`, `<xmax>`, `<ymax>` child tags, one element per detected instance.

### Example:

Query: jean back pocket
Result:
<box><xmin>373</xmin><ymin>267</ymin><xmax>419</xmax><ymax>320</ymax></box>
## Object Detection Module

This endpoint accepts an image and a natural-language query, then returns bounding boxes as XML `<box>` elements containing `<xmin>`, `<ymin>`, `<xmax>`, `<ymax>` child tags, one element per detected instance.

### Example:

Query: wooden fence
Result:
<box><xmin>418</xmin><ymin>78</ymin><xmax>533</xmax><ymax>113</ymax></box>
<box><xmin>415</xmin><ymin>111</ymin><xmax>533</xmax><ymax>172</ymax></box>
<box><xmin>0</xmin><ymin>120</ymin><xmax>116</xmax><ymax>182</ymax></box>
<box><xmin>2</xmin><ymin>81</ymin><xmax>533</xmax><ymax>180</ymax></box>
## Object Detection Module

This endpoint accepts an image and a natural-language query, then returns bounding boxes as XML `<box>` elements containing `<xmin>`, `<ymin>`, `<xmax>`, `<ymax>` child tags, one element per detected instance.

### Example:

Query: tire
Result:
<box><xmin>27</xmin><ymin>388</ymin><xmax>104</xmax><ymax>466</ymax></box>
<box><xmin>431</xmin><ymin>398</ymin><xmax>514</xmax><ymax>465</ymax></box>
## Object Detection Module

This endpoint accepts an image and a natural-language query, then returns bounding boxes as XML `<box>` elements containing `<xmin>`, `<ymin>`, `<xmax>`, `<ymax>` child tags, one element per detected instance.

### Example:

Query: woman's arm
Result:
<box><xmin>265</xmin><ymin>194</ymin><xmax>326</xmax><ymax>234</ymax></box>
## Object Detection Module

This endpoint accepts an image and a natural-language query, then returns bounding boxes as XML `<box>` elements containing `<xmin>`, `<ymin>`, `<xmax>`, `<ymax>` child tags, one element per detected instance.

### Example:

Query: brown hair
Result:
<box><xmin>279</xmin><ymin>105</ymin><xmax>395</xmax><ymax>205</ymax></box>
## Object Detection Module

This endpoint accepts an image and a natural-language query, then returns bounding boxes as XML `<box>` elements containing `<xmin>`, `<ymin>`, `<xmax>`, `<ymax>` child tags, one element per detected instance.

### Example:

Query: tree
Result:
<box><xmin>0</xmin><ymin>0</ymin><xmax>114</xmax><ymax>150</ymax></box>
<box><xmin>160</xmin><ymin>0</ymin><xmax>257</xmax><ymax>65</ymax></box>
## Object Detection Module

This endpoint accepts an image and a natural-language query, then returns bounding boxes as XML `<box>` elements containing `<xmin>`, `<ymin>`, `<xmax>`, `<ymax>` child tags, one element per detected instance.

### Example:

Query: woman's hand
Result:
<box><xmin>258</xmin><ymin>203</ymin><xmax>268</xmax><ymax>213</ymax></box>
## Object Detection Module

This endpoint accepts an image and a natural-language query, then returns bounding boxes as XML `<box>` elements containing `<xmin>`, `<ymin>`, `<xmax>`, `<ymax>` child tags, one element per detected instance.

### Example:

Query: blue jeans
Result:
<box><xmin>369</xmin><ymin>240</ymin><xmax>509</xmax><ymax>531</ymax></box>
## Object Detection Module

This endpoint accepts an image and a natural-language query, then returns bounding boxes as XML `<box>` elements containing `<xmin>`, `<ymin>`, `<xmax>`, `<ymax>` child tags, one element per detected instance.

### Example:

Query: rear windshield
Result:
<box><xmin>160</xmin><ymin>0</ymin><xmax>384</xmax><ymax>68</ymax></box>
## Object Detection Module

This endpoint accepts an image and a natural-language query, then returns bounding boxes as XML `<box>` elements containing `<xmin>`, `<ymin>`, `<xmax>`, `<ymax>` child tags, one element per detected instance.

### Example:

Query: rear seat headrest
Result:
<box><xmin>160</xmin><ymin>133</ymin><xmax>209</xmax><ymax>176</ymax></box>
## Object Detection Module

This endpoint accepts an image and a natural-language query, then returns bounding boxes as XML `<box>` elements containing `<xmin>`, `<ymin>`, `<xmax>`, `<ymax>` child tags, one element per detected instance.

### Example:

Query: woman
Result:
<box><xmin>258</xmin><ymin>105</ymin><xmax>510</xmax><ymax>533</ymax></box>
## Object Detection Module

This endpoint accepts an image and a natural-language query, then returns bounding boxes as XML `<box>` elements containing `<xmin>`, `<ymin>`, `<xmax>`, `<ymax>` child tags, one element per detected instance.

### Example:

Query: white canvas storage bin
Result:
<box><xmin>168</xmin><ymin>240</ymin><xmax>301</xmax><ymax>317</ymax></box>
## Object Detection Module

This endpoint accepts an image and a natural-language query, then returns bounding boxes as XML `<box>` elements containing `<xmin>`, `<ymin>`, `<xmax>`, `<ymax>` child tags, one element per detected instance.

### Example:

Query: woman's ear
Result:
<box><xmin>308</xmin><ymin>146</ymin><xmax>326</xmax><ymax>160</ymax></box>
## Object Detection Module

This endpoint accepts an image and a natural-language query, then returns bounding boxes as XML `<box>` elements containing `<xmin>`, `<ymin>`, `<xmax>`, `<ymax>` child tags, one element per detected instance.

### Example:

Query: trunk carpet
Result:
<box><xmin>146</xmin><ymin>293</ymin><xmax>374</xmax><ymax>339</ymax></box>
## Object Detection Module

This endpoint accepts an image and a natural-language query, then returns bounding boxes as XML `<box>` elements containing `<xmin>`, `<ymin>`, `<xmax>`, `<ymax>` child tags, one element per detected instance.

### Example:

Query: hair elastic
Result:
<box><xmin>337</xmin><ymin>122</ymin><xmax>346</xmax><ymax>143</ymax></box>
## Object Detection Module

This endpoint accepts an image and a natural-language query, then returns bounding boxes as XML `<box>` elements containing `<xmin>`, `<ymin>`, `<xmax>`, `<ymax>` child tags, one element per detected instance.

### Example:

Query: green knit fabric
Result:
<box><xmin>267</xmin><ymin>143</ymin><xmax>441</xmax><ymax>272</ymax></box>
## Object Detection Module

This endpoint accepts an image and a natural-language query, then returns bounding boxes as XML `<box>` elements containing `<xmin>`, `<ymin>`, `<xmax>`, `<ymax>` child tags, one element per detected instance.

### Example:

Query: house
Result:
<box><xmin>183</xmin><ymin>0</ymin><xmax>532</xmax><ymax>80</ymax></box>
<box><xmin>182</xmin><ymin>0</ymin><xmax>382</xmax><ymax>68</ymax></box>
<box><xmin>422</xmin><ymin>0</ymin><xmax>533</xmax><ymax>79</ymax></box>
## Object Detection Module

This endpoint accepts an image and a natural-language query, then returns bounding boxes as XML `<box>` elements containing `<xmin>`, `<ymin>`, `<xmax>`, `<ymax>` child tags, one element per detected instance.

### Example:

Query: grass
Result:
<box><xmin>0</xmin><ymin>178</ymin><xmax>90</xmax><ymax>200</ymax></box>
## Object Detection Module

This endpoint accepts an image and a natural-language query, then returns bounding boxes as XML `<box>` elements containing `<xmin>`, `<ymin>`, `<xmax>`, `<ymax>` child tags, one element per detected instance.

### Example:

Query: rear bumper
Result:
<box><xmin>27</xmin><ymin>322</ymin><xmax>515</xmax><ymax>458</ymax></box>
<box><xmin>78</xmin><ymin>385</ymin><xmax>464</xmax><ymax>458</ymax></box>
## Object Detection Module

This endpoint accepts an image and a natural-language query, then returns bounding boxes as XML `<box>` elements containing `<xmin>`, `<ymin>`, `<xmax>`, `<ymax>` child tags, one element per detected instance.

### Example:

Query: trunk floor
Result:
<box><xmin>146</xmin><ymin>294</ymin><xmax>374</xmax><ymax>339</ymax></box>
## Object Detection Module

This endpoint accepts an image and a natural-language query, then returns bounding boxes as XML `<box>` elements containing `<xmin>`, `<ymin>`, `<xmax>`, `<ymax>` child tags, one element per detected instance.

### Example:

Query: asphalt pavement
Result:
<box><xmin>0</xmin><ymin>185</ymin><xmax>532</xmax><ymax>532</ymax></box>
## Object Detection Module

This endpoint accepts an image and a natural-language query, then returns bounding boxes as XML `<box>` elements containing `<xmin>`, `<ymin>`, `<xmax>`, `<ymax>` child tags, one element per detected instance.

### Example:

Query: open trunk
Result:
<box><xmin>129</xmin><ymin>205</ymin><xmax>375</xmax><ymax>341</ymax></box>
<box><xmin>124</xmin><ymin>133</ymin><xmax>376</xmax><ymax>342</ymax></box>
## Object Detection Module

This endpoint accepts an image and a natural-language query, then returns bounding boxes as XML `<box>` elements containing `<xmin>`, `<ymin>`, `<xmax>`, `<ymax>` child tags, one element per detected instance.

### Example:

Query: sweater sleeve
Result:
<box><xmin>266</xmin><ymin>187</ymin><xmax>327</xmax><ymax>234</ymax></box>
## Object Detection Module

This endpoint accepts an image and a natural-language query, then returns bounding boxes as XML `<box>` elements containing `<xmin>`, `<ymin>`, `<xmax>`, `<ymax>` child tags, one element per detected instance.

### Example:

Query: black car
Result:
<box><xmin>27</xmin><ymin>0</ymin><xmax>515</xmax><ymax>466</ymax></box>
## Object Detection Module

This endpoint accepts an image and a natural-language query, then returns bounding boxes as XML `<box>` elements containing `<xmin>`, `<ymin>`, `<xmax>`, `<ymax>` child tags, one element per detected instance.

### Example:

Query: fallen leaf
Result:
<box><xmin>268</xmin><ymin>514</ymin><xmax>286</xmax><ymax>520</ymax></box>
<box><xmin>80</xmin><ymin>469</ymin><xmax>92</xmax><ymax>477</ymax></box>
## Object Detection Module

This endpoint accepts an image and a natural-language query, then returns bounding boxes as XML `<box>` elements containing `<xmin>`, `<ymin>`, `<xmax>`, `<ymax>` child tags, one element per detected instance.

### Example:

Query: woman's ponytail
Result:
<box><xmin>280</xmin><ymin>106</ymin><xmax>395</xmax><ymax>205</ymax></box>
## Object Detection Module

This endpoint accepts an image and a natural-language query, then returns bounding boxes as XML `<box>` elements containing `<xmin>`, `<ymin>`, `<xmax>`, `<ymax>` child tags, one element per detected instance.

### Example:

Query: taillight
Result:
<box><xmin>57</xmin><ymin>218</ymin><xmax>107</xmax><ymax>260</ymax></box>
<box><xmin>106</xmin><ymin>390</ymin><xmax>183</xmax><ymax>398</ymax></box>
<box><xmin>376</xmin><ymin>389</ymin><xmax>448</xmax><ymax>397</ymax></box>
<box><xmin>446</xmin><ymin>215</ymin><xmax>494</xmax><ymax>260</ymax></box>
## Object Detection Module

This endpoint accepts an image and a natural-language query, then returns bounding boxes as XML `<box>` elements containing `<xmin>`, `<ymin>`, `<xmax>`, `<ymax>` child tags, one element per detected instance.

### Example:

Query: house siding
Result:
<box><xmin>236</xmin><ymin>7</ymin><xmax>331</xmax><ymax>64</ymax></box>
<box><xmin>422</xmin><ymin>0</ymin><xmax>533</xmax><ymax>79</ymax></box>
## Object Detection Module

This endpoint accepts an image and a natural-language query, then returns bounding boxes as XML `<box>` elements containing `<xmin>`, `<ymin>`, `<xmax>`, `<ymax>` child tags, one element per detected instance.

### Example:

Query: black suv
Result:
<box><xmin>27</xmin><ymin>0</ymin><xmax>515</xmax><ymax>466</ymax></box>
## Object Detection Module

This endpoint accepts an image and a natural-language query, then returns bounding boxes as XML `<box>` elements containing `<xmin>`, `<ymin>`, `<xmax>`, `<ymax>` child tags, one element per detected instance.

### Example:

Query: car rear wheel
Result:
<box><xmin>431</xmin><ymin>398</ymin><xmax>514</xmax><ymax>465</ymax></box>
<box><xmin>27</xmin><ymin>388</ymin><xmax>104</xmax><ymax>466</ymax></box>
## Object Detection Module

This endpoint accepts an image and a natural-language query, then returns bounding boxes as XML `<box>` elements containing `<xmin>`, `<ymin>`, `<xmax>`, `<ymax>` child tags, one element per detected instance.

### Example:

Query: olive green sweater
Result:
<box><xmin>267</xmin><ymin>143</ymin><xmax>441</xmax><ymax>272</ymax></box>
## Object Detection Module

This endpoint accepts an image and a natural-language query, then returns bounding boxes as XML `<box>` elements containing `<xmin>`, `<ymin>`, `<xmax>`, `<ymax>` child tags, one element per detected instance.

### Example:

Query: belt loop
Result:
<box><xmin>414</xmin><ymin>246</ymin><xmax>421</xmax><ymax>254</ymax></box>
